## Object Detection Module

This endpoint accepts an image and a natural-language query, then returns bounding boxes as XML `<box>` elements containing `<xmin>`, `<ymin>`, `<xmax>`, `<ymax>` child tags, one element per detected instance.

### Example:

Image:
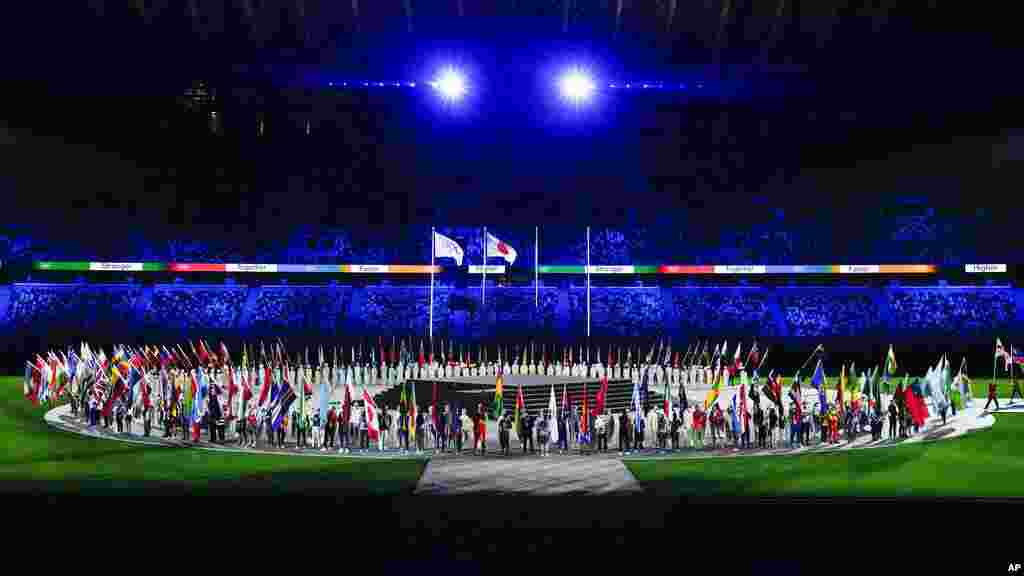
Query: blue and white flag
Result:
<box><xmin>318</xmin><ymin>367</ymin><xmax>329</xmax><ymax>419</ymax></box>
<box><xmin>271</xmin><ymin>387</ymin><xmax>297</xmax><ymax>431</ymax></box>
<box><xmin>192</xmin><ymin>369</ymin><xmax>208</xmax><ymax>426</ymax></box>
<box><xmin>632</xmin><ymin>380</ymin><xmax>642</xmax><ymax>434</ymax></box>
<box><xmin>731</xmin><ymin>394</ymin><xmax>740</xmax><ymax>435</ymax></box>
<box><xmin>811</xmin><ymin>359</ymin><xmax>828</xmax><ymax>414</ymax></box>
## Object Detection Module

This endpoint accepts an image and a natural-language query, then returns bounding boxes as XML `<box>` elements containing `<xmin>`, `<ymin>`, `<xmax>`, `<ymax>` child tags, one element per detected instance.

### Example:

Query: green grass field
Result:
<box><xmin>627</xmin><ymin>379</ymin><xmax>1024</xmax><ymax>498</ymax></box>
<box><xmin>0</xmin><ymin>377</ymin><xmax>426</xmax><ymax>496</ymax></box>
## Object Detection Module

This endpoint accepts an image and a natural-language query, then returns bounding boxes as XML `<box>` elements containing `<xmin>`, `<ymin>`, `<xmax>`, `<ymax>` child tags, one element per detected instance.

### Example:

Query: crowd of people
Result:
<box><xmin>362</xmin><ymin>287</ymin><xmax>450</xmax><ymax>334</ymax></box>
<box><xmin>250</xmin><ymin>287</ymin><xmax>347</xmax><ymax>333</ymax></box>
<box><xmin>779</xmin><ymin>291</ymin><xmax>882</xmax><ymax>337</ymax></box>
<box><xmin>145</xmin><ymin>287</ymin><xmax>247</xmax><ymax>331</ymax></box>
<box><xmin>69</xmin><ymin>379</ymin><xmax>938</xmax><ymax>458</ymax></box>
<box><xmin>3</xmin><ymin>283</ymin><xmax>1016</xmax><ymax>338</ymax></box>
<box><xmin>7</xmin><ymin>285</ymin><xmax>141</xmax><ymax>331</ymax></box>
<box><xmin>889</xmin><ymin>289</ymin><xmax>1016</xmax><ymax>336</ymax></box>
<box><xmin>586</xmin><ymin>288</ymin><xmax>665</xmax><ymax>336</ymax></box>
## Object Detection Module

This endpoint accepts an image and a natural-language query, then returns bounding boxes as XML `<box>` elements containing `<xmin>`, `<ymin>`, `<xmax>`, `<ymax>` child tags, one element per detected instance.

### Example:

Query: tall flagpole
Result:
<box><xmin>430</xmin><ymin>227</ymin><xmax>435</xmax><ymax>344</ymax></box>
<box><xmin>586</xmin><ymin>226</ymin><xmax>590</xmax><ymax>340</ymax></box>
<box><xmin>535</xmin><ymin>226</ymin><xmax>539</xmax><ymax>308</ymax></box>
<box><xmin>482</xmin><ymin>226</ymin><xmax>487</xmax><ymax>307</ymax></box>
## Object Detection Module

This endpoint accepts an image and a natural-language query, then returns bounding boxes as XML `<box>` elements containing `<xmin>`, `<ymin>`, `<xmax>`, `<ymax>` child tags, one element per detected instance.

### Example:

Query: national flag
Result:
<box><xmin>747</xmin><ymin>342</ymin><xmax>760</xmax><ymax>370</ymax></box>
<box><xmin>836</xmin><ymin>364</ymin><xmax>846</xmax><ymax>409</ymax></box>
<box><xmin>663</xmin><ymin>373</ymin><xmax>671</xmax><ymax>418</ymax></box>
<box><xmin>730</xmin><ymin>393</ymin><xmax>740</xmax><ymax>436</ymax></box>
<box><xmin>632</xmin><ymin>380</ymin><xmax>642</xmax><ymax>434</ymax></box>
<box><xmin>494</xmin><ymin>371</ymin><xmax>504</xmax><ymax>419</ymax></box>
<box><xmin>514</xmin><ymin>382</ymin><xmax>524</xmax><ymax>433</ymax></box>
<box><xmin>242</xmin><ymin>368</ymin><xmax>253</xmax><ymax>402</ymax></box>
<box><xmin>597</xmin><ymin>376</ymin><xmax>609</xmax><ymax>416</ymax></box>
<box><xmin>811</xmin><ymin>359</ymin><xmax>827</xmax><ymax>414</ymax></box>
<box><xmin>258</xmin><ymin>365</ymin><xmax>271</xmax><ymax>406</ymax></box>
<box><xmin>549</xmin><ymin>385</ymin><xmax>559</xmax><ymax>445</ymax></box>
<box><xmin>23</xmin><ymin>362</ymin><xmax>33</xmax><ymax>401</ymax></box>
<box><xmin>641</xmin><ymin>367</ymin><xmax>650</xmax><ymax>411</ymax></box>
<box><xmin>227</xmin><ymin>366</ymin><xmax>238</xmax><ymax>412</ymax></box>
<box><xmin>885</xmin><ymin>345</ymin><xmax>897</xmax><ymax>378</ymax></box>
<box><xmin>739</xmin><ymin>380</ymin><xmax>748</xmax><ymax>432</ymax></box>
<box><xmin>1014</xmin><ymin>346</ymin><xmax>1024</xmax><ymax>367</ymax></box>
<box><xmin>363</xmin><ymin>388</ymin><xmax>380</xmax><ymax>441</ymax></box>
<box><xmin>486</xmin><ymin>232</ymin><xmax>517</xmax><ymax>265</ymax></box>
<box><xmin>433</xmin><ymin>230</ymin><xmax>464</xmax><ymax>266</ymax></box>
<box><xmin>409</xmin><ymin>381</ymin><xmax>417</xmax><ymax>443</ymax></box>
<box><xmin>319</xmin><ymin>366</ymin><xmax>329</xmax><ymax>421</ymax></box>
<box><xmin>704</xmin><ymin>366</ymin><xmax>722</xmax><ymax>409</ymax></box>
<box><xmin>580</xmin><ymin>381</ymin><xmax>591</xmax><ymax>444</ymax></box>
<box><xmin>271</xmin><ymin>386</ymin><xmax>297</xmax><ymax>431</ymax></box>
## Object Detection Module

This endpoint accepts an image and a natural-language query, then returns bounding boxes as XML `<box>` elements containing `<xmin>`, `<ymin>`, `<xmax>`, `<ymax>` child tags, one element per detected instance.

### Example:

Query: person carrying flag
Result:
<box><xmin>985</xmin><ymin>378</ymin><xmax>1000</xmax><ymax>412</ymax></box>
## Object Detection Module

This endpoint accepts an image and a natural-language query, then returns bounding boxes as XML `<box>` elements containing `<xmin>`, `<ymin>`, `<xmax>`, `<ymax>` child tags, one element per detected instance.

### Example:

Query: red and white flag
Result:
<box><xmin>363</xmin><ymin>388</ymin><xmax>380</xmax><ymax>441</ymax></box>
<box><xmin>486</xmin><ymin>232</ymin><xmax>517</xmax><ymax>265</ymax></box>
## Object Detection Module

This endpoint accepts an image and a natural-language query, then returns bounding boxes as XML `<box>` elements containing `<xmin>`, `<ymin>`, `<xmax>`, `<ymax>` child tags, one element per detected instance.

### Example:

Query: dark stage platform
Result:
<box><xmin>424</xmin><ymin>374</ymin><xmax>606</xmax><ymax>390</ymax></box>
<box><xmin>375</xmin><ymin>375</ymin><xmax>655</xmax><ymax>417</ymax></box>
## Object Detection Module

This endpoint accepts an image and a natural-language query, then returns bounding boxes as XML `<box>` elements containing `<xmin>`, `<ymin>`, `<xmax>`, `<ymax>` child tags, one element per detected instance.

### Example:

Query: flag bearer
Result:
<box><xmin>312</xmin><ymin>409</ymin><xmax>322</xmax><ymax>450</ymax></box>
<box><xmin>985</xmin><ymin>380</ymin><xmax>1000</xmax><ymax>412</ymax></box>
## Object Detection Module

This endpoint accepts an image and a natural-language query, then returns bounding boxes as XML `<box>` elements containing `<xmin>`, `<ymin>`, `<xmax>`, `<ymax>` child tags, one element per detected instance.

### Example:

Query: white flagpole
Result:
<box><xmin>430</xmin><ymin>227</ymin><xmax>435</xmax><ymax>344</ymax></box>
<box><xmin>535</xmin><ymin>226</ymin><xmax>539</xmax><ymax>308</ymax></box>
<box><xmin>482</xmin><ymin>226</ymin><xmax>486</xmax><ymax>307</ymax></box>
<box><xmin>586</xmin><ymin>226</ymin><xmax>590</xmax><ymax>340</ymax></box>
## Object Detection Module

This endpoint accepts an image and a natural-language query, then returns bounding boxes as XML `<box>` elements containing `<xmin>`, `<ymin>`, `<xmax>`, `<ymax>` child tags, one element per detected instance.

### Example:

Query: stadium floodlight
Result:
<box><xmin>431</xmin><ymin>68</ymin><xmax>467</xmax><ymax>101</ymax></box>
<box><xmin>558</xmin><ymin>70</ymin><xmax>596</xmax><ymax>104</ymax></box>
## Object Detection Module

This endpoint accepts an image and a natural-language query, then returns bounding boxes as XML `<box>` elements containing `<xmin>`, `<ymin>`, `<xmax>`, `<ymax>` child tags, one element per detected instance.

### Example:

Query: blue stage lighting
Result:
<box><xmin>559</xmin><ymin>70</ymin><xmax>596</xmax><ymax>103</ymax></box>
<box><xmin>432</xmin><ymin>69</ymin><xmax>467</xmax><ymax>101</ymax></box>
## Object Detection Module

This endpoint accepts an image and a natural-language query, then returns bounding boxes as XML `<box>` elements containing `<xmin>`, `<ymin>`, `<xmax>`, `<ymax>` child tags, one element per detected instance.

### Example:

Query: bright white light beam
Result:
<box><xmin>431</xmin><ymin>69</ymin><xmax>467</xmax><ymax>101</ymax></box>
<box><xmin>559</xmin><ymin>70</ymin><xmax>596</xmax><ymax>104</ymax></box>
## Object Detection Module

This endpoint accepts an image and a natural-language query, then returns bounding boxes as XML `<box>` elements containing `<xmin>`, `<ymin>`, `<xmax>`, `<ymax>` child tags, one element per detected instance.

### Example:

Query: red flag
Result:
<box><xmin>596</xmin><ymin>376</ymin><xmax>608</xmax><ymax>415</ymax></box>
<box><xmin>432</xmin><ymin>381</ymin><xmax>439</xmax><ymax>428</ymax></box>
<box><xmin>258</xmin><ymin>365</ymin><xmax>271</xmax><ymax>406</ymax></box>
<box><xmin>31</xmin><ymin>357</ymin><xmax>43</xmax><ymax>405</ymax></box>
<box><xmin>364</xmin><ymin>388</ymin><xmax>380</xmax><ymax>441</ymax></box>
<box><xmin>342</xmin><ymin>381</ymin><xmax>352</xmax><ymax>425</ymax></box>
<box><xmin>740</xmin><ymin>382</ymin><xmax>748</xmax><ymax>433</ymax></box>
<box><xmin>418</xmin><ymin>340</ymin><xmax>425</xmax><ymax>368</ymax></box>
<box><xmin>673</xmin><ymin>351</ymin><xmax>679</xmax><ymax>369</ymax></box>
<box><xmin>242</xmin><ymin>369</ymin><xmax>253</xmax><ymax>402</ymax></box>
<box><xmin>227</xmin><ymin>366</ymin><xmax>238</xmax><ymax>416</ymax></box>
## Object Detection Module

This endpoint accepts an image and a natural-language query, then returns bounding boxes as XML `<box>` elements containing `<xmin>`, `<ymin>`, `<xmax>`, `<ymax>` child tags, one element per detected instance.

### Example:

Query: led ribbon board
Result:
<box><xmin>32</xmin><ymin>261</ymin><xmax>941</xmax><ymax>274</ymax></box>
<box><xmin>965</xmin><ymin>264</ymin><xmax>1007</xmax><ymax>273</ymax></box>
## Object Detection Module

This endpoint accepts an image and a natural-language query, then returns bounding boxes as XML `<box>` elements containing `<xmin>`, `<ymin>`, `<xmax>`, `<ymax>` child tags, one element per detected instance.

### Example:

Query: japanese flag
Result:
<box><xmin>487</xmin><ymin>232</ymin><xmax>517</xmax><ymax>265</ymax></box>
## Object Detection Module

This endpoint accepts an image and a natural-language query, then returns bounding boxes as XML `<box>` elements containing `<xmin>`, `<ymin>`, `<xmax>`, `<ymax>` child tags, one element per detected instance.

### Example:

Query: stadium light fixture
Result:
<box><xmin>431</xmin><ymin>68</ymin><xmax>467</xmax><ymax>101</ymax></box>
<box><xmin>558</xmin><ymin>69</ymin><xmax>596</xmax><ymax>104</ymax></box>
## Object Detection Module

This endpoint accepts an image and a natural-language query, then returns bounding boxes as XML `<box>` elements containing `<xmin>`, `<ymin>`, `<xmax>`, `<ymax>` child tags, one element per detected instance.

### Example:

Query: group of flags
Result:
<box><xmin>433</xmin><ymin>230</ymin><xmax>518</xmax><ymax>267</ymax></box>
<box><xmin>24</xmin><ymin>340</ymin><xmax>393</xmax><ymax>443</ymax></box>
